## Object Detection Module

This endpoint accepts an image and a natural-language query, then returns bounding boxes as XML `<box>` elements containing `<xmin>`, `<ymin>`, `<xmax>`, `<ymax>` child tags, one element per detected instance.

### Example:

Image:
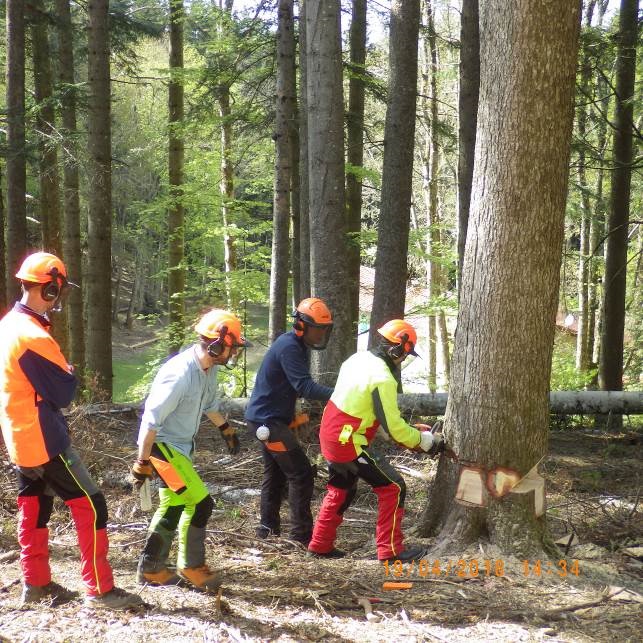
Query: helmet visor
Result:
<box><xmin>50</xmin><ymin>279</ymin><xmax>79</xmax><ymax>313</ymax></box>
<box><xmin>303</xmin><ymin>323</ymin><xmax>333</xmax><ymax>350</ymax></box>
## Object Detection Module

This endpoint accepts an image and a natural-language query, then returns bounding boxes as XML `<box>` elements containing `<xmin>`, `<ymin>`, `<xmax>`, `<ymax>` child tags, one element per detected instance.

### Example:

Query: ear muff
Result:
<box><xmin>388</xmin><ymin>333</ymin><xmax>411</xmax><ymax>359</ymax></box>
<box><xmin>207</xmin><ymin>325</ymin><xmax>228</xmax><ymax>357</ymax></box>
<box><xmin>41</xmin><ymin>267</ymin><xmax>63</xmax><ymax>302</ymax></box>
<box><xmin>292</xmin><ymin>312</ymin><xmax>305</xmax><ymax>336</ymax></box>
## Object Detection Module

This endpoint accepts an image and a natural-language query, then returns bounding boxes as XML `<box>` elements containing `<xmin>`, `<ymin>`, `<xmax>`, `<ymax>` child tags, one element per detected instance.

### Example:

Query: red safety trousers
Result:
<box><xmin>16</xmin><ymin>448</ymin><xmax>114</xmax><ymax>596</ymax></box>
<box><xmin>309</xmin><ymin>449</ymin><xmax>407</xmax><ymax>560</ymax></box>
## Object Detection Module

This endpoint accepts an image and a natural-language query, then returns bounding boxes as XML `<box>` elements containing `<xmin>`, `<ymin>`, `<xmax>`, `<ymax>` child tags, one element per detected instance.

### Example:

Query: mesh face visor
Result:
<box><xmin>303</xmin><ymin>322</ymin><xmax>333</xmax><ymax>350</ymax></box>
<box><xmin>50</xmin><ymin>277</ymin><xmax>79</xmax><ymax>313</ymax></box>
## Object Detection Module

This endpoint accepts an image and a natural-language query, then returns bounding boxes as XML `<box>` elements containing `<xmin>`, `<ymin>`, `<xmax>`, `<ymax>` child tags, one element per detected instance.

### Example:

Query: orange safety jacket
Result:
<box><xmin>0</xmin><ymin>303</ymin><xmax>77</xmax><ymax>466</ymax></box>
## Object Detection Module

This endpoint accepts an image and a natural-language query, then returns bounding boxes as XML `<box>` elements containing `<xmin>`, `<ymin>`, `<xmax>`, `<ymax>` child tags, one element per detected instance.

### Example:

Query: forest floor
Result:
<box><xmin>0</xmin><ymin>408</ymin><xmax>641</xmax><ymax>642</ymax></box>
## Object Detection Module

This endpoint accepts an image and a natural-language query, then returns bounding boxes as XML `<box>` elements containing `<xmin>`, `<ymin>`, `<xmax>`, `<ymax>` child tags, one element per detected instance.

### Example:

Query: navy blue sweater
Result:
<box><xmin>245</xmin><ymin>331</ymin><xmax>333</xmax><ymax>424</ymax></box>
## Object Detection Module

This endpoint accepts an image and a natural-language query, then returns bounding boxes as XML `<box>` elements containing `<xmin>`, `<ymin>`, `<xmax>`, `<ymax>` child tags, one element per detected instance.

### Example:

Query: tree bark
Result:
<box><xmin>30</xmin><ymin>0</ymin><xmax>69</xmax><ymax>357</ymax></box>
<box><xmin>86</xmin><ymin>0</ymin><xmax>113</xmax><ymax>399</ymax></box>
<box><xmin>30</xmin><ymin>0</ymin><xmax>62</xmax><ymax>256</ymax></box>
<box><xmin>269</xmin><ymin>0</ymin><xmax>295</xmax><ymax>341</ymax></box>
<box><xmin>598</xmin><ymin>0</ymin><xmax>638</xmax><ymax>418</ymax></box>
<box><xmin>420</xmin><ymin>0</ymin><xmax>581</xmax><ymax>557</ymax></box>
<box><xmin>5</xmin><ymin>0</ymin><xmax>27</xmax><ymax>304</ymax></box>
<box><xmin>56</xmin><ymin>0</ymin><xmax>84</xmax><ymax>377</ymax></box>
<box><xmin>369</xmin><ymin>0</ymin><xmax>421</xmax><ymax>346</ymax></box>
<box><xmin>290</xmin><ymin>40</ymin><xmax>301</xmax><ymax>308</ymax></box>
<box><xmin>456</xmin><ymin>0</ymin><xmax>479</xmax><ymax>296</ymax></box>
<box><xmin>168</xmin><ymin>0</ymin><xmax>186</xmax><ymax>355</ymax></box>
<box><xmin>217</xmin><ymin>2</ymin><xmax>237</xmax><ymax>311</ymax></box>
<box><xmin>397</xmin><ymin>391</ymin><xmax>643</xmax><ymax>415</ymax></box>
<box><xmin>298</xmin><ymin>0</ymin><xmax>311</xmax><ymax>298</ymax></box>
<box><xmin>575</xmin><ymin>1</ymin><xmax>597</xmax><ymax>373</ymax></box>
<box><xmin>588</xmin><ymin>1</ymin><xmax>610</xmax><ymax>369</ymax></box>
<box><xmin>306</xmin><ymin>0</ymin><xmax>351</xmax><ymax>383</ymax></box>
<box><xmin>345</xmin><ymin>0</ymin><xmax>367</xmax><ymax>344</ymax></box>
<box><xmin>218</xmin><ymin>88</ymin><xmax>237</xmax><ymax>310</ymax></box>
<box><xmin>0</xmin><ymin>161</ymin><xmax>6</xmax><ymax>310</ymax></box>
<box><xmin>424</xmin><ymin>0</ymin><xmax>441</xmax><ymax>392</ymax></box>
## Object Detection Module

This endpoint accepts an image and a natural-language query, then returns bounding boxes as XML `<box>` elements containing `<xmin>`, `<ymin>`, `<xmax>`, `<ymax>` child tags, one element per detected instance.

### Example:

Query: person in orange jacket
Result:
<box><xmin>308</xmin><ymin>319</ymin><xmax>445</xmax><ymax>561</ymax></box>
<box><xmin>0</xmin><ymin>252</ymin><xmax>143</xmax><ymax>610</ymax></box>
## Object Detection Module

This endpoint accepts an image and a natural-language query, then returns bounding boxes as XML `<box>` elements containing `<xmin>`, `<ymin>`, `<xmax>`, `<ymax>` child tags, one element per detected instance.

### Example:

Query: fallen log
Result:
<box><xmin>217</xmin><ymin>391</ymin><xmax>643</xmax><ymax>417</ymax></box>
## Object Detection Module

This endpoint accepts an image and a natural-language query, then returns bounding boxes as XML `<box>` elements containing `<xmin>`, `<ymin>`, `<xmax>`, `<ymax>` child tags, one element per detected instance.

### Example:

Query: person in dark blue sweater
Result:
<box><xmin>246</xmin><ymin>298</ymin><xmax>334</xmax><ymax>545</ymax></box>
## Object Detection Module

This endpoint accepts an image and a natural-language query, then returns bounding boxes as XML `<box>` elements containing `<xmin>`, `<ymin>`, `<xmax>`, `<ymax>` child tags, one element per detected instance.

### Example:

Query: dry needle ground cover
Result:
<box><xmin>0</xmin><ymin>408</ymin><xmax>641</xmax><ymax>643</ymax></box>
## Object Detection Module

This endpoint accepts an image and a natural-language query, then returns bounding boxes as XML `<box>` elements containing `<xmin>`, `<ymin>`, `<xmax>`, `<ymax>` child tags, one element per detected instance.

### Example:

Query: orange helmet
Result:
<box><xmin>195</xmin><ymin>309</ymin><xmax>248</xmax><ymax>346</ymax></box>
<box><xmin>16</xmin><ymin>252</ymin><xmax>67</xmax><ymax>284</ymax></box>
<box><xmin>293</xmin><ymin>298</ymin><xmax>333</xmax><ymax>349</ymax></box>
<box><xmin>293</xmin><ymin>297</ymin><xmax>333</xmax><ymax>331</ymax></box>
<box><xmin>377</xmin><ymin>319</ymin><xmax>418</xmax><ymax>357</ymax></box>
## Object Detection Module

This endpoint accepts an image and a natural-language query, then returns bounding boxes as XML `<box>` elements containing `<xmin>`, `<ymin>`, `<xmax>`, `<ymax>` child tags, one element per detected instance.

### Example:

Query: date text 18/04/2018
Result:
<box><xmin>383</xmin><ymin>559</ymin><xmax>581</xmax><ymax>579</ymax></box>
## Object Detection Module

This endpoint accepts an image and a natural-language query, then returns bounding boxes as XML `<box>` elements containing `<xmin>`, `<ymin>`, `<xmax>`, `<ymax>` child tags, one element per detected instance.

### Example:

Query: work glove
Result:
<box><xmin>219</xmin><ymin>422</ymin><xmax>241</xmax><ymax>455</ymax></box>
<box><xmin>130</xmin><ymin>458</ymin><xmax>154</xmax><ymax>488</ymax></box>
<box><xmin>416</xmin><ymin>423</ymin><xmax>447</xmax><ymax>458</ymax></box>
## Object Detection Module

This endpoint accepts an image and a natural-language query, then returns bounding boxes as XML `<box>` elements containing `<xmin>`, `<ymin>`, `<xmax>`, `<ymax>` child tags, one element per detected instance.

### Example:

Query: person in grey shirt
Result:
<box><xmin>131</xmin><ymin>309</ymin><xmax>249</xmax><ymax>592</ymax></box>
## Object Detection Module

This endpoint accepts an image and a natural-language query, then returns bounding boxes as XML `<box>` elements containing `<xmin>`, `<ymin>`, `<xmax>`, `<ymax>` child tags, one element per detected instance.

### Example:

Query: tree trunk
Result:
<box><xmin>269</xmin><ymin>0</ymin><xmax>295</xmax><ymax>341</ymax></box>
<box><xmin>438</xmin><ymin>309</ymin><xmax>450</xmax><ymax>385</ymax></box>
<box><xmin>420</xmin><ymin>0</ymin><xmax>581</xmax><ymax>558</ymax></box>
<box><xmin>369</xmin><ymin>0</ymin><xmax>421</xmax><ymax>346</ymax></box>
<box><xmin>0</xmin><ymin>161</ymin><xmax>6</xmax><ymax>310</ymax></box>
<box><xmin>30</xmin><ymin>0</ymin><xmax>69</xmax><ymax>357</ymax></box>
<box><xmin>217</xmin><ymin>2</ymin><xmax>237</xmax><ymax>311</ymax></box>
<box><xmin>218</xmin><ymin>89</ymin><xmax>237</xmax><ymax>310</ymax></box>
<box><xmin>290</xmin><ymin>49</ymin><xmax>301</xmax><ymax>308</ymax></box>
<box><xmin>56</xmin><ymin>0</ymin><xmax>84</xmax><ymax>378</ymax></box>
<box><xmin>86</xmin><ymin>0</ymin><xmax>113</xmax><ymax>399</ymax></box>
<box><xmin>574</xmin><ymin>1</ymin><xmax>596</xmax><ymax>373</ymax></box>
<box><xmin>5</xmin><ymin>0</ymin><xmax>27</xmax><ymax>304</ymax></box>
<box><xmin>219</xmin><ymin>390</ymin><xmax>643</xmax><ymax>420</ymax></box>
<box><xmin>168</xmin><ymin>0</ymin><xmax>185</xmax><ymax>355</ymax></box>
<box><xmin>30</xmin><ymin>0</ymin><xmax>62</xmax><ymax>256</ymax></box>
<box><xmin>298</xmin><ymin>0</ymin><xmax>311</xmax><ymax>298</ymax></box>
<box><xmin>588</xmin><ymin>0</ymin><xmax>610</xmax><ymax>369</ymax></box>
<box><xmin>456</xmin><ymin>0</ymin><xmax>479</xmax><ymax>295</ymax></box>
<box><xmin>598</xmin><ymin>0</ymin><xmax>638</xmax><ymax>428</ymax></box>
<box><xmin>112</xmin><ymin>262</ymin><xmax>122</xmax><ymax>322</ymax></box>
<box><xmin>424</xmin><ymin>0</ymin><xmax>441</xmax><ymax>392</ymax></box>
<box><xmin>126</xmin><ymin>251</ymin><xmax>141</xmax><ymax>330</ymax></box>
<box><xmin>306</xmin><ymin>0</ymin><xmax>352</xmax><ymax>383</ymax></box>
<box><xmin>345</xmin><ymin>0</ymin><xmax>366</xmax><ymax>343</ymax></box>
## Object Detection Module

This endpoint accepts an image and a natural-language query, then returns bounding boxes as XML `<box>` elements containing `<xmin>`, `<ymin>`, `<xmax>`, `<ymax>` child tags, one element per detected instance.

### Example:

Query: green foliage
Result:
<box><xmin>550</xmin><ymin>333</ymin><xmax>597</xmax><ymax>391</ymax></box>
<box><xmin>113</xmin><ymin>343</ymin><xmax>167</xmax><ymax>403</ymax></box>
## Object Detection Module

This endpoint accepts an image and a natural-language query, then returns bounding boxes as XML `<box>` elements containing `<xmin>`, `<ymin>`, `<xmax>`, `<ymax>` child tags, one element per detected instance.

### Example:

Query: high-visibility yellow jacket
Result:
<box><xmin>0</xmin><ymin>304</ymin><xmax>77</xmax><ymax>466</ymax></box>
<box><xmin>319</xmin><ymin>350</ymin><xmax>421</xmax><ymax>462</ymax></box>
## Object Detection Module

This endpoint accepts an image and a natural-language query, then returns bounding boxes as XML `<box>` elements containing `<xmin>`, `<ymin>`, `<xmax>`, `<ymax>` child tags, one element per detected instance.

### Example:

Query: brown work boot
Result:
<box><xmin>178</xmin><ymin>565</ymin><xmax>222</xmax><ymax>592</ymax></box>
<box><xmin>85</xmin><ymin>586</ymin><xmax>145</xmax><ymax>610</ymax></box>
<box><xmin>20</xmin><ymin>581</ymin><xmax>78</xmax><ymax>607</ymax></box>
<box><xmin>136</xmin><ymin>566</ymin><xmax>181</xmax><ymax>586</ymax></box>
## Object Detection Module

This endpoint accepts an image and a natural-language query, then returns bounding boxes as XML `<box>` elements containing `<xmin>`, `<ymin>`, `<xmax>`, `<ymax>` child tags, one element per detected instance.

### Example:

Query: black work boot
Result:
<box><xmin>20</xmin><ymin>581</ymin><xmax>78</xmax><ymax>607</ymax></box>
<box><xmin>380</xmin><ymin>545</ymin><xmax>428</xmax><ymax>563</ymax></box>
<box><xmin>256</xmin><ymin>524</ymin><xmax>280</xmax><ymax>539</ymax></box>
<box><xmin>308</xmin><ymin>547</ymin><xmax>347</xmax><ymax>559</ymax></box>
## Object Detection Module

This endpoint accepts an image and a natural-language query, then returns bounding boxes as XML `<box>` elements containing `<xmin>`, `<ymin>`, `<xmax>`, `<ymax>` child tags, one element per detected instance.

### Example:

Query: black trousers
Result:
<box><xmin>248</xmin><ymin>420</ymin><xmax>314</xmax><ymax>544</ymax></box>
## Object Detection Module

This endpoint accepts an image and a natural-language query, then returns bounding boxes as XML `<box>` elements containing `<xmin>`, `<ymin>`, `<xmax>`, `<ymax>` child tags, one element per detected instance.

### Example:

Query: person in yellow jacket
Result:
<box><xmin>308</xmin><ymin>319</ymin><xmax>445</xmax><ymax>562</ymax></box>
